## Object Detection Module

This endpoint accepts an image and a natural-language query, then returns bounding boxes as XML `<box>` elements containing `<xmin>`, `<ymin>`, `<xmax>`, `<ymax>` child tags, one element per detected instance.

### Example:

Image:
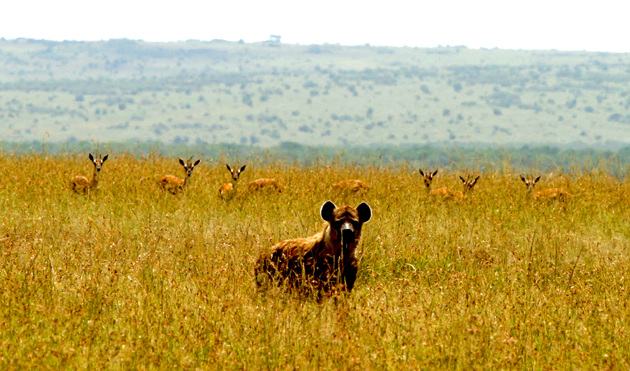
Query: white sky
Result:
<box><xmin>1</xmin><ymin>0</ymin><xmax>629</xmax><ymax>53</ymax></box>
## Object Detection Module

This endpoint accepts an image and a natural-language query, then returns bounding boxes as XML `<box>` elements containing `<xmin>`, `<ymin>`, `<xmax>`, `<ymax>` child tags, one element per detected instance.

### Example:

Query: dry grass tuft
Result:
<box><xmin>0</xmin><ymin>153</ymin><xmax>629</xmax><ymax>368</ymax></box>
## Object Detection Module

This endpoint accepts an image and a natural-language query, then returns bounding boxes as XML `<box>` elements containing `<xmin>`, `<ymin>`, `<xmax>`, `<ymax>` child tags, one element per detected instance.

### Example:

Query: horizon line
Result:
<box><xmin>1</xmin><ymin>36</ymin><xmax>627</xmax><ymax>55</ymax></box>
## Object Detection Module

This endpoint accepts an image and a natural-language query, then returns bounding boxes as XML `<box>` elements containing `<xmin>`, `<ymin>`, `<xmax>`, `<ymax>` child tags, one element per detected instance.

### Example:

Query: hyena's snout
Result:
<box><xmin>341</xmin><ymin>221</ymin><xmax>356</xmax><ymax>247</ymax></box>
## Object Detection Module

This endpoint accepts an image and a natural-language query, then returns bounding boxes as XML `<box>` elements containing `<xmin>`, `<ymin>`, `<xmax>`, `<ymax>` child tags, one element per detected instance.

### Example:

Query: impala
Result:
<box><xmin>159</xmin><ymin>157</ymin><xmax>200</xmax><ymax>194</ymax></box>
<box><xmin>71</xmin><ymin>153</ymin><xmax>108</xmax><ymax>194</ymax></box>
<box><xmin>419</xmin><ymin>169</ymin><xmax>438</xmax><ymax>191</ymax></box>
<box><xmin>219</xmin><ymin>164</ymin><xmax>246</xmax><ymax>197</ymax></box>
<box><xmin>332</xmin><ymin>179</ymin><xmax>370</xmax><ymax>193</ymax></box>
<box><xmin>248</xmin><ymin>176</ymin><xmax>281</xmax><ymax>192</ymax></box>
<box><xmin>521</xmin><ymin>174</ymin><xmax>571</xmax><ymax>200</ymax></box>
<box><xmin>430</xmin><ymin>175</ymin><xmax>479</xmax><ymax>200</ymax></box>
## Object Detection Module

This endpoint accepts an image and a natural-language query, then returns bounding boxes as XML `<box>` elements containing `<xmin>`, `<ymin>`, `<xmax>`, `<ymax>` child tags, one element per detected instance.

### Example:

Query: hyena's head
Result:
<box><xmin>226</xmin><ymin>164</ymin><xmax>246</xmax><ymax>182</ymax></box>
<box><xmin>459</xmin><ymin>175</ymin><xmax>480</xmax><ymax>193</ymax></box>
<box><xmin>419</xmin><ymin>169</ymin><xmax>438</xmax><ymax>189</ymax></box>
<box><xmin>320</xmin><ymin>200</ymin><xmax>372</xmax><ymax>254</ymax></box>
<box><xmin>520</xmin><ymin>174</ymin><xmax>541</xmax><ymax>192</ymax></box>
<box><xmin>179</xmin><ymin>158</ymin><xmax>201</xmax><ymax>178</ymax></box>
<box><xmin>89</xmin><ymin>153</ymin><xmax>108</xmax><ymax>172</ymax></box>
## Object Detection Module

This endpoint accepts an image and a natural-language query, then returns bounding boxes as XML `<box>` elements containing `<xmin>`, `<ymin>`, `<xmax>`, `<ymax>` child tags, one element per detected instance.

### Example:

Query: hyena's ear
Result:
<box><xmin>240</xmin><ymin>165</ymin><xmax>246</xmax><ymax>173</ymax></box>
<box><xmin>89</xmin><ymin>153</ymin><xmax>94</xmax><ymax>162</ymax></box>
<box><xmin>194</xmin><ymin>159</ymin><xmax>201</xmax><ymax>166</ymax></box>
<box><xmin>102</xmin><ymin>154</ymin><xmax>109</xmax><ymax>163</ymax></box>
<box><xmin>357</xmin><ymin>202</ymin><xmax>372</xmax><ymax>224</ymax></box>
<box><xmin>179</xmin><ymin>158</ymin><xmax>186</xmax><ymax>166</ymax></box>
<box><xmin>320</xmin><ymin>201</ymin><xmax>337</xmax><ymax>222</ymax></box>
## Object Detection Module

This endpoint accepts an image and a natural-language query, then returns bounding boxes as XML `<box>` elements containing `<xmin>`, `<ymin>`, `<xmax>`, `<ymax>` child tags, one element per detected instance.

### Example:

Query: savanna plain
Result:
<box><xmin>1</xmin><ymin>152</ymin><xmax>629</xmax><ymax>369</ymax></box>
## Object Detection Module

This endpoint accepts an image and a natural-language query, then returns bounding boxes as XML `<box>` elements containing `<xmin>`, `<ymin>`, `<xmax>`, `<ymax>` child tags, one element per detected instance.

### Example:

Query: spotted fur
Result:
<box><xmin>255</xmin><ymin>200</ymin><xmax>372</xmax><ymax>295</ymax></box>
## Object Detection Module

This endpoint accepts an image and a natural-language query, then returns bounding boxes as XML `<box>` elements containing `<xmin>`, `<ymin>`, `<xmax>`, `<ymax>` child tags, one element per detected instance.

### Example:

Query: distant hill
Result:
<box><xmin>1</xmin><ymin>38</ymin><xmax>630</xmax><ymax>149</ymax></box>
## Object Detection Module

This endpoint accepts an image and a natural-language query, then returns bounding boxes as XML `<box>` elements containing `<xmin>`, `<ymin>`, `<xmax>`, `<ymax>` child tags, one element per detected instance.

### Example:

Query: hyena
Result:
<box><xmin>255</xmin><ymin>200</ymin><xmax>372</xmax><ymax>296</ymax></box>
<box><xmin>71</xmin><ymin>153</ymin><xmax>108</xmax><ymax>194</ymax></box>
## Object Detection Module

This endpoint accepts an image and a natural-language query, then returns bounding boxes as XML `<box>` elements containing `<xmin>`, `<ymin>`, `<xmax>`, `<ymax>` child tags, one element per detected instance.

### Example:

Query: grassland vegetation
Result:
<box><xmin>0</xmin><ymin>152</ymin><xmax>629</xmax><ymax>368</ymax></box>
<box><xmin>1</xmin><ymin>39</ymin><xmax>630</xmax><ymax>148</ymax></box>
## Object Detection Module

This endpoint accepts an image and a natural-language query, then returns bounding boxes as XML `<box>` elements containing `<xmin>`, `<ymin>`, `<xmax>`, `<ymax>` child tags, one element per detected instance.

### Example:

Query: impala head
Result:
<box><xmin>179</xmin><ymin>157</ymin><xmax>201</xmax><ymax>178</ymax></box>
<box><xmin>520</xmin><ymin>174</ymin><xmax>541</xmax><ymax>192</ymax></box>
<box><xmin>226</xmin><ymin>164</ymin><xmax>246</xmax><ymax>182</ymax></box>
<box><xmin>89</xmin><ymin>153</ymin><xmax>108</xmax><ymax>172</ymax></box>
<box><xmin>459</xmin><ymin>175</ymin><xmax>480</xmax><ymax>193</ymax></box>
<box><xmin>320</xmin><ymin>200</ymin><xmax>372</xmax><ymax>253</ymax></box>
<box><xmin>419</xmin><ymin>169</ymin><xmax>438</xmax><ymax>189</ymax></box>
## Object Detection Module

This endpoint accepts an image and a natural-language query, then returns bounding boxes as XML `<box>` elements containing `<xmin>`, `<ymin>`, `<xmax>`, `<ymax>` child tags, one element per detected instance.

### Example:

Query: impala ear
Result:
<box><xmin>459</xmin><ymin>175</ymin><xmax>465</xmax><ymax>183</ymax></box>
<box><xmin>520</xmin><ymin>175</ymin><xmax>526</xmax><ymax>183</ymax></box>
<box><xmin>226</xmin><ymin>164</ymin><xmax>232</xmax><ymax>172</ymax></box>
<box><xmin>194</xmin><ymin>159</ymin><xmax>200</xmax><ymax>166</ymax></box>
<box><xmin>433</xmin><ymin>170</ymin><xmax>438</xmax><ymax>176</ymax></box>
<box><xmin>357</xmin><ymin>202</ymin><xmax>372</xmax><ymax>224</ymax></box>
<box><xmin>320</xmin><ymin>201</ymin><xmax>336</xmax><ymax>222</ymax></box>
<box><xmin>179</xmin><ymin>158</ymin><xmax>185</xmax><ymax>166</ymax></box>
<box><xmin>240</xmin><ymin>165</ymin><xmax>246</xmax><ymax>172</ymax></box>
<box><xmin>534</xmin><ymin>176</ymin><xmax>541</xmax><ymax>183</ymax></box>
<box><xmin>89</xmin><ymin>153</ymin><xmax>94</xmax><ymax>162</ymax></box>
<box><xmin>419</xmin><ymin>169</ymin><xmax>424</xmax><ymax>176</ymax></box>
<box><xmin>102</xmin><ymin>154</ymin><xmax>108</xmax><ymax>163</ymax></box>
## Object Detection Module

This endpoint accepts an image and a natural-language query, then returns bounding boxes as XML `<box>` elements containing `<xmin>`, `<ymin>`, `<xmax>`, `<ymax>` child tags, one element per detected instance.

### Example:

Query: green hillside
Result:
<box><xmin>1</xmin><ymin>38</ymin><xmax>630</xmax><ymax>148</ymax></box>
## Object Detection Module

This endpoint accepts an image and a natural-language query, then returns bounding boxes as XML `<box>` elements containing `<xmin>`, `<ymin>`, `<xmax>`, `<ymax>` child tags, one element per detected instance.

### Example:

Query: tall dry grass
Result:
<box><xmin>0</xmin><ymin>152</ymin><xmax>629</xmax><ymax>368</ymax></box>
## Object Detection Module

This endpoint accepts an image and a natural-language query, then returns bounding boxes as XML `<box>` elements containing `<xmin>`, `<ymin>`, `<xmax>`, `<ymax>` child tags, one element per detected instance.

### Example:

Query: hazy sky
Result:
<box><xmin>2</xmin><ymin>0</ymin><xmax>629</xmax><ymax>52</ymax></box>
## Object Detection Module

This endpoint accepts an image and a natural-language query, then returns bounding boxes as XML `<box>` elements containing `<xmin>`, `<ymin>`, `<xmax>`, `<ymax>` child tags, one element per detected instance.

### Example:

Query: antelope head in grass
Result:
<box><xmin>71</xmin><ymin>153</ymin><xmax>108</xmax><ymax>194</ymax></box>
<box><xmin>521</xmin><ymin>174</ymin><xmax>571</xmax><ymax>200</ymax></box>
<box><xmin>219</xmin><ymin>164</ymin><xmax>246</xmax><ymax>198</ymax></box>
<box><xmin>159</xmin><ymin>157</ymin><xmax>201</xmax><ymax>194</ymax></box>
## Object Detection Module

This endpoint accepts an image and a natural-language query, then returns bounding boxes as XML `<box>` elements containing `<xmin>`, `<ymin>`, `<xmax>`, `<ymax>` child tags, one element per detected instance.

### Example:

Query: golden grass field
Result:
<box><xmin>1</xmin><ymin>152</ymin><xmax>629</xmax><ymax>368</ymax></box>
